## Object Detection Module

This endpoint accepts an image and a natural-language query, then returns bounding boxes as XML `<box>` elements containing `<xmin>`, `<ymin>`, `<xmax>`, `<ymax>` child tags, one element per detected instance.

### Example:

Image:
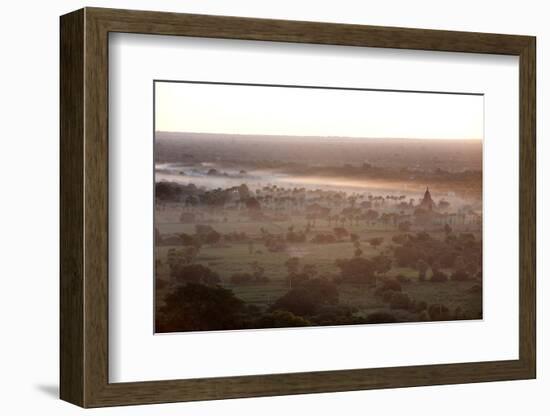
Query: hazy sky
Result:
<box><xmin>155</xmin><ymin>81</ymin><xmax>483</xmax><ymax>140</ymax></box>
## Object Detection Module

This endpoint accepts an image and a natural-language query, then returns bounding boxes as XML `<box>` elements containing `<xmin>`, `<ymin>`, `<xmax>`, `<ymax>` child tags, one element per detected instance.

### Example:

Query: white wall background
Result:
<box><xmin>0</xmin><ymin>0</ymin><xmax>545</xmax><ymax>414</ymax></box>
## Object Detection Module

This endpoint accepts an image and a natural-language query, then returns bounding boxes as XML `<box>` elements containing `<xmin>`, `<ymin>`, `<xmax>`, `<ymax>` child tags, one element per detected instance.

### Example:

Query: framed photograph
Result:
<box><xmin>60</xmin><ymin>7</ymin><xmax>536</xmax><ymax>407</ymax></box>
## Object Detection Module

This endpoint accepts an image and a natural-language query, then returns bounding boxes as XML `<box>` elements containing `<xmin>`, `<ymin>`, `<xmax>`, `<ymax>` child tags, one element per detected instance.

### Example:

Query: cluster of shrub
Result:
<box><xmin>391</xmin><ymin>231</ymin><xmax>482</xmax><ymax>282</ymax></box>
<box><xmin>285</xmin><ymin>228</ymin><xmax>307</xmax><ymax>243</ymax></box>
<box><xmin>332</xmin><ymin>255</ymin><xmax>390</xmax><ymax>286</ymax></box>
<box><xmin>156</xmin><ymin>274</ymin><xmax>397</xmax><ymax>333</ymax></box>
<box><xmin>160</xmin><ymin>224</ymin><xmax>255</xmax><ymax>252</ymax></box>
<box><xmin>371</xmin><ymin>279</ymin><xmax>473</xmax><ymax>322</ymax></box>
<box><xmin>156</xmin><ymin>266</ymin><xmax>481</xmax><ymax>333</ymax></box>
<box><xmin>310</xmin><ymin>233</ymin><xmax>337</xmax><ymax>244</ymax></box>
<box><xmin>262</xmin><ymin>226</ymin><xmax>336</xmax><ymax>250</ymax></box>
<box><xmin>156</xmin><ymin>181</ymin><xmax>255</xmax><ymax>209</ymax></box>
<box><xmin>155</xmin><ymin>181</ymin><xmax>199</xmax><ymax>202</ymax></box>
<box><xmin>262</xmin><ymin>233</ymin><xmax>288</xmax><ymax>253</ymax></box>
<box><xmin>157</xmin><ymin>250</ymin><xmax>482</xmax><ymax>334</ymax></box>
<box><xmin>156</xmin><ymin>276</ymin><xmax>333</xmax><ymax>332</ymax></box>
<box><xmin>223</xmin><ymin>231</ymin><xmax>249</xmax><ymax>242</ymax></box>
<box><xmin>157</xmin><ymin>228</ymin><xmax>482</xmax><ymax>332</ymax></box>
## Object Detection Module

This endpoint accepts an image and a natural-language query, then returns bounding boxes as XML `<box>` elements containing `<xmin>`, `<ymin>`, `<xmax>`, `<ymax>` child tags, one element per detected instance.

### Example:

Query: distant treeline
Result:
<box><xmin>155</xmin><ymin>131</ymin><xmax>482</xmax><ymax>172</ymax></box>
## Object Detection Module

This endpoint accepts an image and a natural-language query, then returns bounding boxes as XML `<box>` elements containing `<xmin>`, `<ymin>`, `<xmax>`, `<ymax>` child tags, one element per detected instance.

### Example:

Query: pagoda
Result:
<box><xmin>419</xmin><ymin>187</ymin><xmax>436</xmax><ymax>211</ymax></box>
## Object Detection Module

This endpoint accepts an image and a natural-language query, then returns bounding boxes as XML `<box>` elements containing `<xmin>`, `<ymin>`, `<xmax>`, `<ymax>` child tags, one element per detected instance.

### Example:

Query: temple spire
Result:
<box><xmin>420</xmin><ymin>186</ymin><xmax>435</xmax><ymax>211</ymax></box>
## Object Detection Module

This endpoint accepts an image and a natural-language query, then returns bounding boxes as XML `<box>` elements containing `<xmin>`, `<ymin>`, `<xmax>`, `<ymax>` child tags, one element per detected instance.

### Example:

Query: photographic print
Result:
<box><xmin>154</xmin><ymin>81</ymin><xmax>483</xmax><ymax>333</ymax></box>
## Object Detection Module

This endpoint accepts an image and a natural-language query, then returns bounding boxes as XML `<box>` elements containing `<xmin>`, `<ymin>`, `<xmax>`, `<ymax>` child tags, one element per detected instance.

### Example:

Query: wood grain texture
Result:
<box><xmin>59</xmin><ymin>8</ymin><xmax>84</xmax><ymax>407</ymax></box>
<box><xmin>59</xmin><ymin>7</ymin><xmax>537</xmax><ymax>408</ymax></box>
<box><xmin>518</xmin><ymin>38</ymin><xmax>536</xmax><ymax>374</ymax></box>
<box><xmin>83</xmin><ymin>10</ymin><xmax>110</xmax><ymax>406</ymax></box>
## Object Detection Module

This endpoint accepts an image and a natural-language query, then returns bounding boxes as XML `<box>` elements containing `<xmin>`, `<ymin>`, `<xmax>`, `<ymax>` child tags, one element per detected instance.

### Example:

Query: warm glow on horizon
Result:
<box><xmin>155</xmin><ymin>81</ymin><xmax>483</xmax><ymax>140</ymax></box>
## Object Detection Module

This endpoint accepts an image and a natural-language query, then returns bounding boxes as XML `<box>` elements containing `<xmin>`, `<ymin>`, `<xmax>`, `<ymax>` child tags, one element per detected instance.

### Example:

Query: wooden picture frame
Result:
<box><xmin>60</xmin><ymin>7</ymin><xmax>536</xmax><ymax>408</ymax></box>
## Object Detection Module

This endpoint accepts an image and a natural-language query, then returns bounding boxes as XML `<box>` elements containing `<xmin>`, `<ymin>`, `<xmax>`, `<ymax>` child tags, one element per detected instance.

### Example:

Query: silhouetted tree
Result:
<box><xmin>245</xmin><ymin>197</ymin><xmax>261</xmax><ymax>211</ymax></box>
<box><xmin>364</xmin><ymin>209</ymin><xmax>379</xmax><ymax>224</ymax></box>
<box><xmin>335</xmin><ymin>257</ymin><xmax>376</xmax><ymax>285</ymax></box>
<box><xmin>368</xmin><ymin>237</ymin><xmax>384</xmax><ymax>250</ymax></box>
<box><xmin>204</xmin><ymin>230</ymin><xmax>221</xmax><ymax>245</ymax></box>
<box><xmin>372</xmin><ymin>254</ymin><xmax>392</xmax><ymax>277</ymax></box>
<box><xmin>333</xmin><ymin>227</ymin><xmax>349</xmax><ymax>240</ymax></box>
<box><xmin>270</xmin><ymin>279</ymin><xmax>339</xmax><ymax>316</ymax></box>
<box><xmin>157</xmin><ymin>283</ymin><xmax>244</xmax><ymax>332</ymax></box>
